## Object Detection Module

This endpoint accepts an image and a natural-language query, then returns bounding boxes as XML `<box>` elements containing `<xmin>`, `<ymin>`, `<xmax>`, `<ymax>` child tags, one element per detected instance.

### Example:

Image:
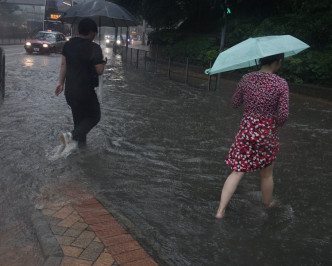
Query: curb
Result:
<box><xmin>31</xmin><ymin>210</ymin><xmax>63</xmax><ymax>266</ymax></box>
<box><xmin>96</xmin><ymin>194</ymin><xmax>175</xmax><ymax>266</ymax></box>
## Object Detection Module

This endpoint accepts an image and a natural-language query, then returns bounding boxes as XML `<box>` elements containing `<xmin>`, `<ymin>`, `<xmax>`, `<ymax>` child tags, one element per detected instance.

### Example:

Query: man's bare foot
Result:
<box><xmin>215</xmin><ymin>208</ymin><xmax>226</xmax><ymax>219</ymax></box>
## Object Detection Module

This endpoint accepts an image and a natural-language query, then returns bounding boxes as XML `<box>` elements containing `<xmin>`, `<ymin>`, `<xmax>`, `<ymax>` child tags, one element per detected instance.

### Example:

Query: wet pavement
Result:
<box><xmin>0</xmin><ymin>44</ymin><xmax>331</xmax><ymax>265</ymax></box>
<box><xmin>36</xmin><ymin>180</ymin><xmax>157</xmax><ymax>265</ymax></box>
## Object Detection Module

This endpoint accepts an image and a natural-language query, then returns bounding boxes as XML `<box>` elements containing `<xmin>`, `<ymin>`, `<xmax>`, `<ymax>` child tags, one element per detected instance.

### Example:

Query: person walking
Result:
<box><xmin>216</xmin><ymin>53</ymin><xmax>289</xmax><ymax>219</ymax></box>
<box><xmin>55</xmin><ymin>17</ymin><xmax>106</xmax><ymax>148</ymax></box>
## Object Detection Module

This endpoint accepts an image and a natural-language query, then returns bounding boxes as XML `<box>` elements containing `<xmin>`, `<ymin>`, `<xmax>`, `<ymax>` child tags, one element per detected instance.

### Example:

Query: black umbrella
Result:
<box><xmin>61</xmin><ymin>0</ymin><xmax>137</xmax><ymax>27</ymax></box>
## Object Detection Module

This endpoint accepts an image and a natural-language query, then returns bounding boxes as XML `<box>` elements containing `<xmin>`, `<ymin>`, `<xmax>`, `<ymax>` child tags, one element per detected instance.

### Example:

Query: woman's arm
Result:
<box><xmin>277</xmin><ymin>81</ymin><xmax>289</xmax><ymax>126</ymax></box>
<box><xmin>232</xmin><ymin>77</ymin><xmax>245</xmax><ymax>108</ymax></box>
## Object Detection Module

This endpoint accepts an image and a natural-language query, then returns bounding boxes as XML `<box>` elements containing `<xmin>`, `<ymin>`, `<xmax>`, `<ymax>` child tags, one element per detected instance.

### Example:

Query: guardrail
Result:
<box><xmin>0</xmin><ymin>38</ymin><xmax>26</xmax><ymax>45</ymax></box>
<box><xmin>119</xmin><ymin>46</ymin><xmax>218</xmax><ymax>91</ymax></box>
<box><xmin>118</xmin><ymin>46</ymin><xmax>332</xmax><ymax>100</ymax></box>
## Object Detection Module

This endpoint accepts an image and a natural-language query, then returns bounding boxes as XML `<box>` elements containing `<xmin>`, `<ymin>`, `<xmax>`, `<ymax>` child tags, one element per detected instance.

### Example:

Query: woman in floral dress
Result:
<box><xmin>216</xmin><ymin>53</ymin><xmax>289</xmax><ymax>219</ymax></box>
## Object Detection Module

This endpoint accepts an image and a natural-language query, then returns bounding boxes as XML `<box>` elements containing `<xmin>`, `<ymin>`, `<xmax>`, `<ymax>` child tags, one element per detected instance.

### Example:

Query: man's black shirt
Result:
<box><xmin>62</xmin><ymin>37</ymin><xmax>104</xmax><ymax>102</ymax></box>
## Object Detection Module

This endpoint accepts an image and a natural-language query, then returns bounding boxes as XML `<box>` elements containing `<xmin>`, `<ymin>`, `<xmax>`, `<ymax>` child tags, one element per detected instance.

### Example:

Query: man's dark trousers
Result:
<box><xmin>66</xmin><ymin>93</ymin><xmax>101</xmax><ymax>145</ymax></box>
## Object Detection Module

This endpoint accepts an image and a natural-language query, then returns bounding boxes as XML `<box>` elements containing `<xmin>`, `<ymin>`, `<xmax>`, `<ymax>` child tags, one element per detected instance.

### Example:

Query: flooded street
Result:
<box><xmin>1</xmin><ymin>44</ymin><xmax>331</xmax><ymax>265</ymax></box>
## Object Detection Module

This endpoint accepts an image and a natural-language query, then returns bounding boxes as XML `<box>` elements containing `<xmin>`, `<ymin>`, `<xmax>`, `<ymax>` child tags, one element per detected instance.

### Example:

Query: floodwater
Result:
<box><xmin>0</xmin><ymin>44</ymin><xmax>331</xmax><ymax>265</ymax></box>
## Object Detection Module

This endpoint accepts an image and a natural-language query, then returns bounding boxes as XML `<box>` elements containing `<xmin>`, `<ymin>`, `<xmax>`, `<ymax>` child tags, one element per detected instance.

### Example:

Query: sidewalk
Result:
<box><xmin>33</xmin><ymin>181</ymin><xmax>158</xmax><ymax>266</ymax></box>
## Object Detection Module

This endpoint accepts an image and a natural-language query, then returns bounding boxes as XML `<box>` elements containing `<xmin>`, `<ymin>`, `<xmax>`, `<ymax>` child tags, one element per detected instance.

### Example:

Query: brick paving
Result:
<box><xmin>39</xmin><ymin>183</ymin><xmax>158</xmax><ymax>266</ymax></box>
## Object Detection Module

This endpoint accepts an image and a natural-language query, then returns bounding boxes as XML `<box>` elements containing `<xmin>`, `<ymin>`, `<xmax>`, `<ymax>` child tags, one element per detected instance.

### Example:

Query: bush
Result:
<box><xmin>160</xmin><ymin>37</ymin><xmax>219</xmax><ymax>66</ymax></box>
<box><xmin>148</xmin><ymin>29</ymin><xmax>183</xmax><ymax>45</ymax></box>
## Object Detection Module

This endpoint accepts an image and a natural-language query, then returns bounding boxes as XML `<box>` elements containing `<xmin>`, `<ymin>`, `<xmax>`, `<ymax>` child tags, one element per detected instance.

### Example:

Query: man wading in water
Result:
<box><xmin>55</xmin><ymin>18</ymin><xmax>106</xmax><ymax>148</ymax></box>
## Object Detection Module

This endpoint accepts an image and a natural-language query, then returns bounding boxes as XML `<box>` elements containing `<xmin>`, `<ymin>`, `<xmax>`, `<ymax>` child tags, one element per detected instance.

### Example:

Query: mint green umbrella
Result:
<box><xmin>205</xmin><ymin>35</ymin><xmax>309</xmax><ymax>75</ymax></box>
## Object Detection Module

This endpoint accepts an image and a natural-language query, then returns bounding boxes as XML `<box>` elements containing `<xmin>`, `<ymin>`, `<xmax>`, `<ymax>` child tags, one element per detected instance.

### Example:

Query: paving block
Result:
<box><xmin>121</xmin><ymin>257</ymin><xmax>158</xmax><ymax>266</ymax></box>
<box><xmin>94</xmin><ymin>237</ymin><xmax>102</xmax><ymax>242</ymax></box>
<box><xmin>102</xmin><ymin>234</ymin><xmax>134</xmax><ymax>247</ymax></box>
<box><xmin>75</xmin><ymin>203</ymin><xmax>105</xmax><ymax>213</ymax></box>
<box><xmin>79</xmin><ymin>209</ymin><xmax>110</xmax><ymax>220</ymax></box>
<box><xmin>55</xmin><ymin>235</ymin><xmax>76</xmax><ymax>246</ymax></box>
<box><xmin>71</xmin><ymin>221</ymin><xmax>89</xmax><ymax>232</ymax></box>
<box><xmin>93</xmin><ymin>252</ymin><xmax>115</xmax><ymax>266</ymax></box>
<box><xmin>42</xmin><ymin>208</ymin><xmax>57</xmax><ymax>216</ymax></box>
<box><xmin>63</xmin><ymin>228</ymin><xmax>85</xmax><ymax>238</ymax></box>
<box><xmin>75</xmin><ymin>198</ymin><xmax>99</xmax><ymax>206</ymax></box>
<box><xmin>46</xmin><ymin>216</ymin><xmax>63</xmax><ymax>226</ymax></box>
<box><xmin>79</xmin><ymin>241</ymin><xmax>104</xmax><ymax>261</ymax></box>
<box><xmin>50</xmin><ymin>224</ymin><xmax>68</xmax><ymax>235</ymax></box>
<box><xmin>89</xmin><ymin>220</ymin><xmax>118</xmax><ymax>232</ymax></box>
<box><xmin>107</xmin><ymin>241</ymin><xmax>141</xmax><ymax>255</ymax></box>
<box><xmin>83</xmin><ymin>214</ymin><xmax>115</xmax><ymax>225</ymax></box>
<box><xmin>47</xmin><ymin>205</ymin><xmax>63</xmax><ymax>211</ymax></box>
<box><xmin>95</xmin><ymin>227</ymin><xmax>127</xmax><ymax>240</ymax></box>
<box><xmin>61</xmin><ymin>245</ymin><xmax>83</xmax><ymax>258</ymax></box>
<box><xmin>61</xmin><ymin>256</ymin><xmax>92</xmax><ymax>266</ymax></box>
<box><xmin>113</xmin><ymin>249</ymin><xmax>150</xmax><ymax>265</ymax></box>
<box><xmin>71</xmin><ymin>230</ymin><xmax>95</xmax><ymax>248</ymax></box>
<box><xmin>53</xmin><ymin>206</ymin><xmax>74</xmax><ymax>219</ymax></box>
<box><xmin>58</xmin><ymin>212</ymin><xmax>81</xmax><ymax>227</ymax></box>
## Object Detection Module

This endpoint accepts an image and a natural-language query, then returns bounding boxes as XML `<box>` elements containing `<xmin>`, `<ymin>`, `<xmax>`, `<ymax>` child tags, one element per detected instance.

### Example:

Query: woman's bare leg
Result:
<box><xmin>260</xmin><ymin>163</ymin><xmax>276</xmax><ymax>207</ymax></box>
<box><xmin>216</xmin><ymin>171</ymin><xmax>245</xmax><ymax>218</ymax></box>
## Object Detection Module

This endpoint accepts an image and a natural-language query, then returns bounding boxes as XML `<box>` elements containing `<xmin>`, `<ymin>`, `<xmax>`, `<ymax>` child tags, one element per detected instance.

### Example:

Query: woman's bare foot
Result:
<box><xmin>215</xmin><ymin>208</ymin><xmax>226</xmax><ymax>219</ymax></box>
<box><xmin>267</xmin><ymin>199</ymin><xmax>281</xmax><ymax>208</ymax></box>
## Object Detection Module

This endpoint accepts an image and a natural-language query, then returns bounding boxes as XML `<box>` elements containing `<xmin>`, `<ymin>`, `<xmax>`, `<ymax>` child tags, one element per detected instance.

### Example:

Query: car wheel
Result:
<box><xmin>52</xmin><ymin>47</ymin><xmax>57</xmax><ymax>54</ymax></box>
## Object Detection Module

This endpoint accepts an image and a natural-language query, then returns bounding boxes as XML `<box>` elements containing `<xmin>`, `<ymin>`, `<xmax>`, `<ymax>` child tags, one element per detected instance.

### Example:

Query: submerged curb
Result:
<box><xmin>31</xmin><ymin>210</ymin><xmax>63</xmax><ymax>266</ymax></box>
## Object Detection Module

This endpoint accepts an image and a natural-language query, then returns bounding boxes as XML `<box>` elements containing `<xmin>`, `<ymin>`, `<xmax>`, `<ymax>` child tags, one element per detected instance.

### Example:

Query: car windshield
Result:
<box><xmin>33</xmin><ymin>32</ymin><xmax>56</xmax><ymax>41</ymax></box>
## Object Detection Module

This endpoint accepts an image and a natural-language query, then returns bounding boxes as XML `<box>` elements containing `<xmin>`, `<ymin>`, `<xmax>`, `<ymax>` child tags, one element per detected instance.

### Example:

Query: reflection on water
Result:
<box><xmin>0</xmin><ymin>46</ymin><xmax>331</xmax><ymax>265</ymax></box>
<box><xmin>23</xmin><ymin>56</ymin><xmax>34</xmax><ymax>67</ymax></box>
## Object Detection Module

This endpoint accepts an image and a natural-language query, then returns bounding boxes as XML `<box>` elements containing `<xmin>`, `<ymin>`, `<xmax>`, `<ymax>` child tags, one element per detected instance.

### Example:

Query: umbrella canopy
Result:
<box><xmin>205</xmin><ymin>35</ymin><xmax>310</xmax><ymax>75</ymax></box>
<box><xmin>61</xmin><ymin>0</ymin><xmax>137</xmax><ymax>27</ymax></box>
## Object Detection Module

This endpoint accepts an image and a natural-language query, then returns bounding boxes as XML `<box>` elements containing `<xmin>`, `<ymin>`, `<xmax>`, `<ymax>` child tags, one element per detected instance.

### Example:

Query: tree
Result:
<box><xmin>114</xmin><ymin>0</ymin><xmax>332</xmax><ymax>86</ymax></box>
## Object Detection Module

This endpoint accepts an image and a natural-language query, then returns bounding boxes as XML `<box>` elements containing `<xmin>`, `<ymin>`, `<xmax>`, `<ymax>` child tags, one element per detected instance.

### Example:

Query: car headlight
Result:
<box><xmin>116</xmin><ymin>39</ymin><xmax>121</xmax><ymax>45</ymax></box>
<box><xmin>43</xmin><ymin>44</ymin><xmax>49</xmax><ymax>48</ymax></box>
<box><xmin>106</xmin><ymin>39</ymin><xmax>110</xmax><ymax>44</ymax></box>
<box><xmin>26</xmin><ymin>42</ymin><xmax>31</xmax><ymax>46</ymax></box>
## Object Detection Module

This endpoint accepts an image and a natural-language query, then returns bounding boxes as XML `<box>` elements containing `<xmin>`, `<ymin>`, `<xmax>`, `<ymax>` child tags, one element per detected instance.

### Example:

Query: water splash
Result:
<box><xmin>46</xmin><ymin>142</ymin><xmax>78</xmax><ymax>161</ymax></box>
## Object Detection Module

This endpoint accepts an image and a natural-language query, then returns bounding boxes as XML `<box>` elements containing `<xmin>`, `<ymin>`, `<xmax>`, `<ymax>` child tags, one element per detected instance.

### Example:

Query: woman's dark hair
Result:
<box><xmin>259</xmin><ymin>53</ymin><xmax>284</xmax><ymax>66</ymax></box>
<box><xmin>78</xmin><ymin>18</ymin><xmax>98</xmax><ymax>35</ymax></box>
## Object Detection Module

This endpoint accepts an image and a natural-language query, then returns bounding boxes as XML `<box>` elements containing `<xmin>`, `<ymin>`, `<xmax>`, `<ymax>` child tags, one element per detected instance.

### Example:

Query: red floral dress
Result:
<box><xmin>225</xmin><ymin>72</ymin><xmax>289</xmax><ymax>172</ymax></box>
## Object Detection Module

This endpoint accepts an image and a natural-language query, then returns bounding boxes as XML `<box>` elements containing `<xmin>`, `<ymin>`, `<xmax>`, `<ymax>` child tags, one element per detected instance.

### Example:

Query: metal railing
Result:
<box><xmin>119</xmin><ymin>46</ymin><xmax>219</xmax><ymax>91</ymax></box>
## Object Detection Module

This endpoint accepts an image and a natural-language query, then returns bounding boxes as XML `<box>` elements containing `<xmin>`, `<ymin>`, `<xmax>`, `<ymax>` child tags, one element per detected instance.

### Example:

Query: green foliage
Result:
<box><xmin>279</xmin><ymin>56</ymin><xmax>307</xmax><ymax>84</ymax></box>
<box><xmin>148</xmin><ymin>29</ymin><xmax>183</xmax><ymax>45</ymax></box>
<box><xmin>160</xmin><ymin>37</ymin><xmax>219</xmax><ymax>66</ymax></box>
<box><xmin>116</xmin><ymin>0</ymin><xmax>332</xmax><ymax>87</ymax></box>
<box><xmin>270</xmin><ymin>48</ymin><xmax>332</xmax><ymax>87</ymax></box>
<box><xmin>226</xmin><ymin>20</ymin><xmax>258</xmax><ymax>47</ymax></box>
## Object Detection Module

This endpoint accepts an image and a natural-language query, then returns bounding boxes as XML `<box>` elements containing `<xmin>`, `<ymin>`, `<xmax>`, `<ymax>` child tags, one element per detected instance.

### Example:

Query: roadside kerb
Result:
<box><xmin>32</xmin><ymin>183</ymin><xmax>159</xmax><ymax>266</ymax></box>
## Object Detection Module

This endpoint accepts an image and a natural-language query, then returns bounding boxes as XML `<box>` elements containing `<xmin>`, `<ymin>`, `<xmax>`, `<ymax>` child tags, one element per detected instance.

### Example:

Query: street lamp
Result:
<box><xmin>216</xmin><ymin>0</ymin><xmax>230</xmax><ymax>90</ymax></box>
